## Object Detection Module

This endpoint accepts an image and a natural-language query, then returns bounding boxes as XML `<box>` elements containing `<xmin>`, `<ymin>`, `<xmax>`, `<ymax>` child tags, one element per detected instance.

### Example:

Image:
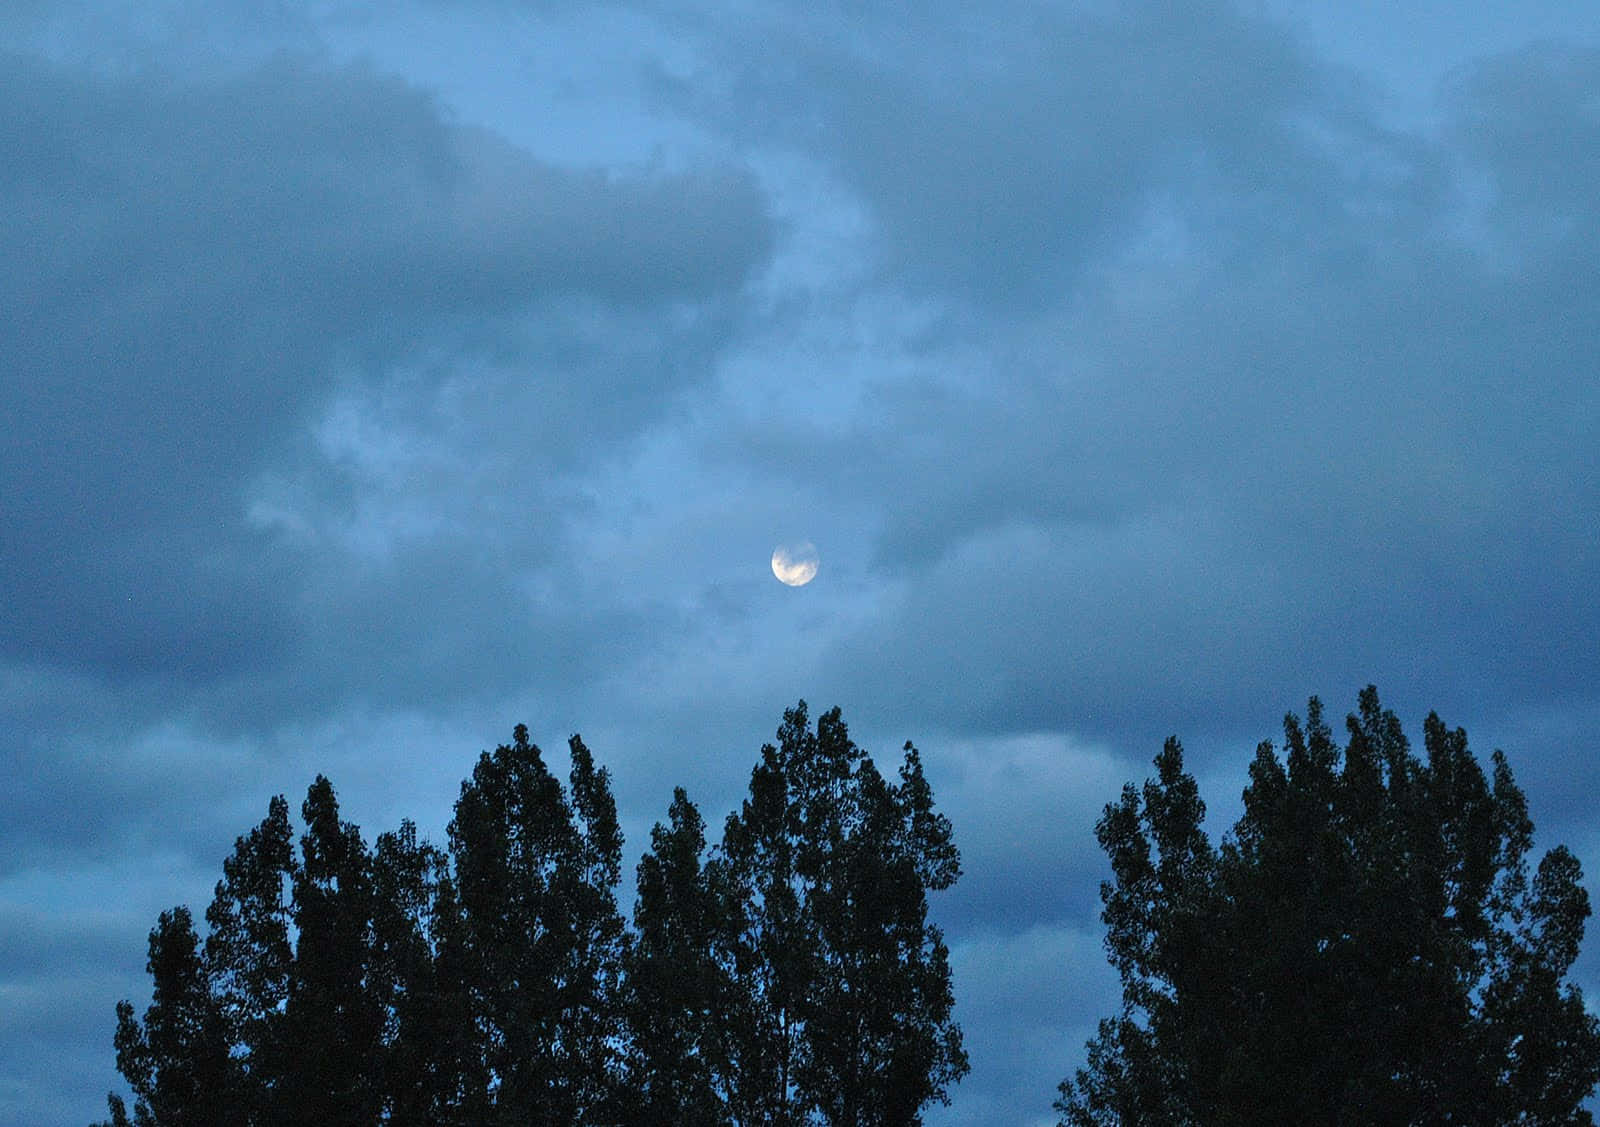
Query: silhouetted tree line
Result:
<box><xmin>1059</xmin><ymin>687</ymin><xmax>1600</xmax><ymax>1126</ymax></box>
<box><xmin>97</xmin><ymin>702</ymin><xmax>968</xmax><ymax>1126</ymax></box>
<box><xmin>101</xmin><ymin>688</ymin><xmax>1600</xmax><ymax>1125</ymax></box>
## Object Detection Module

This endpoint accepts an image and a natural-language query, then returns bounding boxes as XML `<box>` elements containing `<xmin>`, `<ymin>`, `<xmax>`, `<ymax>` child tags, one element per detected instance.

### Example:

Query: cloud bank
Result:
<box><xmin>2</xmin><ymin>1</ymin><xmax>1597</xmax><ymax>1123</ymax></box>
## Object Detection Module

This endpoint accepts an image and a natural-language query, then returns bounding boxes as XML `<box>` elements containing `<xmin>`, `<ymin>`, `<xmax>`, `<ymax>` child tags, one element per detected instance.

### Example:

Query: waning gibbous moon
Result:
<box><xmin>771</xmin><ymin>541</ymin><xmax>819</xmax><ymax>587</ymax></box>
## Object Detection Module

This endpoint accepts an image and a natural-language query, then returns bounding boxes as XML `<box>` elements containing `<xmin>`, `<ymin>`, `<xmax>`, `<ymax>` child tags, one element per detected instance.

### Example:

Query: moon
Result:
<box><xmin>771</xmin><ymin>541</ymin><xmax>819</xmax><ymax>587</ymax></box>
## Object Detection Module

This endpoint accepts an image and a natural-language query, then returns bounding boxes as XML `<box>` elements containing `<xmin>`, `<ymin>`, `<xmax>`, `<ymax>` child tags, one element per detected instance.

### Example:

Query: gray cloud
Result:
<box><xmin>5</xmin><ymin>3</ymin><xmax>1600</xmax><ymax>1125</ymax></box>
<box><xmin>653</xmin><ymin>0</ymin><xmax>1371</xmax><ymax>305</ymax></box>
<box><xmin>1</xmin><ymin>48</ymin><xmax>769</xmax><ymax>691</ymax></box>
<box><xmin>686</xmin><ymin>26</ymin><xmax>1600</xmax><ymax>750</ymax></box>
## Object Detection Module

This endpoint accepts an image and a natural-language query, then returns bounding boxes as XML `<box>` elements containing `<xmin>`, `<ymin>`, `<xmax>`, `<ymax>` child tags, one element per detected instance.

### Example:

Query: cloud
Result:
<box><xmin>651</xmin><ymin>0</ymin><xmax>1370</xmax><ymax>305</ymax></box>
<box><xmin>5</xmin><ymin>3</ymin><xmax>1600</xmax><ymax>1124</ymax></box>
<box><xmin>1444</xmin><ymin>43</ymin><xmax>1600</xmax><ymax>244</ymax></box>
<box><xmin>0</xmin><ymin>48</ymin><xmax>771</xmax><ymax>695</ymax></box>
<box><xmin>930</xmin><ymin>730</ymin><xmax>1131</xmax><ymax>931</ymax></box>
<box><xmin>0</xmin><ymin>30</ymin><xmax>774</xmax><ymax>932</ymax></box>
<box><xmin>661</xmin><ymin>16</ymin><xmax>1600</xmax><ymax>748</ymax></box>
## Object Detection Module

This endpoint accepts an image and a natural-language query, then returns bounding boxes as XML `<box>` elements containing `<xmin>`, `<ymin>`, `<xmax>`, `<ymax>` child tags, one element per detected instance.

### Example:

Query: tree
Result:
<box><xmin>445</xmin><ymin>725</ymin><xmax>629</xmax><ymax>1124</ymax></box>
<box><xmin>201</xmin><ymin>794</ymin><xmax>296</xmax><ymax>1122</ymax></box>
<box><xmin>1057</xmin><ymin>686</ymin><xmax>1600</xmax><ymax>1126</ymax></box>
<box><xmin>101</xmin><ymin>782</ymin><xmax>390</xmax><ymax>1126</ymax></box>
<box><xmin>276</xmin><ymin>776</ymin><xmax>384</xmax><ymax>1125</ymax></box>
<box><xmin>367</xmin><ymin>819</ymin><xmax>456</xmax><ymax>1124</ymax></box>
<box><xmin>626</xmin><ymin>786</ymin><xmax>738</xmax><ymax>1123</ymax></box>
<box><xmin>712</xmin><ymin>701</ymin><xmax>968</xmax><ymax>1125</ymax></box>
<box><xmin>102</xmin><ymin>907</ymin><xmax>234</xmax><ymax>1127</ymax></box>
<box><xmin>99</xmin><ymin>734</ymin><xmax>634</xmax><ymax>1126</ymax></box>
<box><xmin>98</xmin><ymin>707</ymin><xmax>967</xmax><ymax>1127</ymax></box>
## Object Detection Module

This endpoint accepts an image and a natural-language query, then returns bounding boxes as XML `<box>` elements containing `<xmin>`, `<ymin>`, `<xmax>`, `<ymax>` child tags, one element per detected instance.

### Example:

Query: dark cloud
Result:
<box><xmin>2</xmin><ymin>41</ymin><xmax>773</xmax><ymax>1120</ymax></box>
<box><xmin>4</xmin><ymin>2</ymin><xmax>1599</xmax><ymax>1125</ymax></box>
<box><xmin>688</xmin><ymin>25</ymin><xmax>1600</xmax><ymax>750</ymax></box>
<box><xmin>653</xmin><ymin>0</ymin><xmax>1368</xmax><ymax>306</ymax></box>
<box><xmin>0</xmin><ymin>48</ymin><xmax>770</xmax><ymax>690</ymax></box>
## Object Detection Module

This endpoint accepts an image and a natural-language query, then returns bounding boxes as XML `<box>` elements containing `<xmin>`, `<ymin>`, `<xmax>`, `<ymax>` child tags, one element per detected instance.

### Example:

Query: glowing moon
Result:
<box><xmin>771</xmin><ymin>541</ymin><xmax>819</xmax><ymax>587</ymax></box>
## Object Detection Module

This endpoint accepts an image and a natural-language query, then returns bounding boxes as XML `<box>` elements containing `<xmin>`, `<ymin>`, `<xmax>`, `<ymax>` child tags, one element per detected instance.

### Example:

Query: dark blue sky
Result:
<box><xmin>3</xmin><ymin>1</ymin><xmax>1599</xmax><ymax>1122</ymax></box>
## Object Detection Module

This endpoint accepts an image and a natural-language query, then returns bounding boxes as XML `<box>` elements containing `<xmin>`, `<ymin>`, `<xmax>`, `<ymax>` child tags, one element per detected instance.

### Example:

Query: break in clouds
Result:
<box><xmin>2</xmin><ymin>0</ymin><xmax>1598</xmax><ymax>1123</ymax></box>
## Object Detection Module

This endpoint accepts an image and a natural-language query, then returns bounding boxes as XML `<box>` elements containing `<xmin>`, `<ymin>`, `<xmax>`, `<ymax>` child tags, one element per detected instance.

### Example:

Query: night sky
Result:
<box><xmin>4</xmin><ymin>1</ymin><xmax>1600</xmax><ymax>1123</ymax></box>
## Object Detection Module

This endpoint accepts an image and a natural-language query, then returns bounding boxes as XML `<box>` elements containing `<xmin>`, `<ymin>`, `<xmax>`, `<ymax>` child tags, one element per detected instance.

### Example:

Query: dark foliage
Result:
<box><xmin>96</xmin><ymin>704</ymin><xmax>965</xmax><ymax>1127</ymax></box>
<box><xmin>444</xmin><ymin>726</ymin><xmax>628</xmax><ymax>1123</ymax></box>
<box><xmin>709</xmin><ymin>702</ymin><xmax>968</xmax><ymax>1125</ymax></box>
<box><xmin>1058</xmin><ymin>687</ymin><xmax>1600</xmax><ymax>1126</ymax></box>
<box><xmin>626</xmin><ymin>786</ymin><xmax>738</xmax><ymax>1122</ymax></box>
<box><xmin>106</xmin><ymin>906</ymin><xmax>233</xmax><ymax>1127</ymax></box>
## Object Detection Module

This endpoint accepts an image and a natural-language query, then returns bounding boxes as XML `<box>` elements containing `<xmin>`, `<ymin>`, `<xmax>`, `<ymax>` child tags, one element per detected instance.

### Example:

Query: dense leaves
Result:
<box><xmin>1058</xmin><ymin>687</ymin><xmax>1600</xmax><ymax>1126</ymax></box>
<box><xmin>709</xmin><ymin>703</ymin><xmax>968</xmax><ymax>1124</ymax></box>
<box><xmin>97</xmin><ymin>704</ymin><xmax>965</xmax><ymax>1127</ymax></box>
<box><xmin>444</xmin><ymin>726</ymin><xmax>628</xmax><ymax>1123</ymax></box>
<box><xmin>626</xmin><ymin>787</ymin><xmax>736</xmax><ymax>1122</ymax></box>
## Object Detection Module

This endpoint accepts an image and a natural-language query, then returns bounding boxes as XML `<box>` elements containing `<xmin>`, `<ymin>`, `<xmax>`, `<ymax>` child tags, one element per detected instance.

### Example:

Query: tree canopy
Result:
<box><xmin>99</xmin><ymin>686</ymin><xmax>1600</xmax><ymax>1124</ymax></box>
<box><xmin>1058</xmin><ymin>686</ymin><xmax>1600</xmax><ymax>1126</ymax></box>
<box><xmin>97</xmin><ymin>703</ymin><xmax>964</xmax><ymax>1127</ymax></box>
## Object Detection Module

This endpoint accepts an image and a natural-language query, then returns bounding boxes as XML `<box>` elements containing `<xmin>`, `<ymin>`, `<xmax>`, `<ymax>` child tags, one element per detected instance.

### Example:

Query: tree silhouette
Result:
<box><xmin>366</xmin><ymin>819</ymin><xmax>454</xmax><ymax>1123</ymax></box>
<box><xmin>711</xmin><ymin>702</ymin><xmax>968</xmax><ymax>1125</ymax></box>
<box><xmin>106</xmin><ymin>906</ymin><xmax>233</xmax><ymax>1126</ymax></box>
<box><xmin>95</xmin><ymin>707</ymin><xmax>964</xmax><ymax>1126</ymax></box>
<box><xmin>1058</xmin><ymin>687</ymin><xmax>1600</xmax><ymax>1126</ymax></box>
<box><xmin>201</xmin><ymin>794</ymin><xmax>294</xmax><ymax>1121</ymax></box>
<box><xmin>443</xmin><ymin>726</ymin><xmax>629</xmax><ymax>1123</ymax></box>
<box><xmin>278</xmin><ymin>777</ymin><xmax>385</xmax><ymax>1123</ymax></box>
<box><xmin>626</xmin><ymin>786</ymin><xmax>738</xmax><ymax>1122</ymax></box>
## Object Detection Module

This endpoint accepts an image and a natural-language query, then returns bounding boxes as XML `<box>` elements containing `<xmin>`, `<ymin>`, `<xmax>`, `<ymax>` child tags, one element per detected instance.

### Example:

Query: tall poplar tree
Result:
<box><xmin>277</xmin><ymin>776</ymin><xmax>384</xmax><ymax>1125</ymax></box>
<box><xmin>445</xmin><ymin>725</ymin><xmax>628</xmax><ymax>1124</ymax></box>
<box><xmin>626</xmin><ymin>787</ymin><xmax>736</xmax><ymax>1123</ymax></box>
<box><xmin>367</xmin><ymin>819</ymin><xmax>456</xmax><ymax>1124</ymax></box>
<box><xmin>105</xmin><ymin>907</ymin><xmax>234</xmax><ymax>1126</ymax></box>
<box><xmin>201</xmin><ymin>793</ymin><xmax>296</xmax><ymax>1121</ymax></box>
<box><xmin>713</xmin><ymin>702</ymin><xmax>968</xmax><ymax>1126</ymax></box>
